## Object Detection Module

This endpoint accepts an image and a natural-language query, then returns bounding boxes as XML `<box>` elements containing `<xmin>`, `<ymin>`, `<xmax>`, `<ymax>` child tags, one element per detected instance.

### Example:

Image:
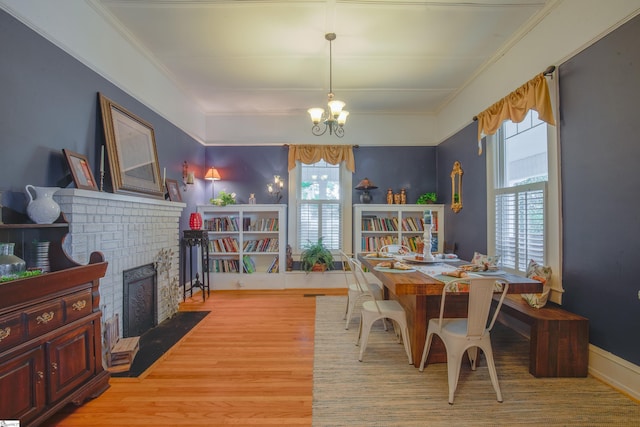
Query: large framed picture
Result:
<box><xmin>165</xmin><ymin>178</ymin><xmax>182</xmax><ymax>202</ymax></box>
<box><xmin>98</xmin><ymin>93</ymin><xmax>163</xmax><ymax>198</ymax></box>
<box><xmin>62</xmin><ymin>149</ymin><xmax>98</xmax><ymax>191</ymax></box>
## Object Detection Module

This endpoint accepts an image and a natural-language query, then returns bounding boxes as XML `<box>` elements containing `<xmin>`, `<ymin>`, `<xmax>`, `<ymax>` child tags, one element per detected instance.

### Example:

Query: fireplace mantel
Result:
<box><xmin>54</xmin><ymin>188</ymin><xmax>185</xmax><ymax>338</ymax></box>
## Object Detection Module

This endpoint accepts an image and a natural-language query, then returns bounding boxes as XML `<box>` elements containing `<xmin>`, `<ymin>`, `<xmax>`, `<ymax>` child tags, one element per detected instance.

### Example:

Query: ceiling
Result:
<box><xmin>96</xmin><ymin>0</ymin><xmax>551</xmax><ymax>129</ymax></box>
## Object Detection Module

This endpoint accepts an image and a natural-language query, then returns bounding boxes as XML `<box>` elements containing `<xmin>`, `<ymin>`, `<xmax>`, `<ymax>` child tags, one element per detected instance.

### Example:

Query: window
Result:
<box><xmin>487</xmin><ymin>94</ymin><xmax>563</xmax><ymax>302</ymax></box>
<box><xmin>494</xmin><ymin>111</ymin><xmax>547</xmax><ymax>272</ymax></box>
<box><xmin>289</xmin><ymin>160</ymin><xmax>352</xmax><ymax>253</ymax></box>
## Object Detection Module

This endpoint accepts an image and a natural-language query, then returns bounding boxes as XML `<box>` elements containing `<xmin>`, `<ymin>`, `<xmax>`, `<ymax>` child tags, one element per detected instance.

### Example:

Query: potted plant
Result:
<box><xmin>210</xmin><ymin>190</ymin><xmax>237</xmax><ymax>206</ymax></box>
<box><xmin>300</xmin><ymin>238</ymin><xmax>334</xmax><ymax>272</ymax></box>
<box><xmin>417</xmin><ymin>192</ymin><xmax>437</xmax><ymax>204</ymax></box>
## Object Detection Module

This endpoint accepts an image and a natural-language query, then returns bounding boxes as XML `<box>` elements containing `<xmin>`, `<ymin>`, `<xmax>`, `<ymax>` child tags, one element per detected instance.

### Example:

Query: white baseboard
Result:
<box><xmin>588</xmin><ymin>344</ymin><xmax>640</xmax><ymax>401</ymax></box>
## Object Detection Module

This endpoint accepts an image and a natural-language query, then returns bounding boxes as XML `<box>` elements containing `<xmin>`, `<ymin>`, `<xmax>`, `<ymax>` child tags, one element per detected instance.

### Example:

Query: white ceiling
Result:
<box><xmin>96</xmin><ymin>0</ymin><xmax>550</xmax><ymax>124</ymax></box>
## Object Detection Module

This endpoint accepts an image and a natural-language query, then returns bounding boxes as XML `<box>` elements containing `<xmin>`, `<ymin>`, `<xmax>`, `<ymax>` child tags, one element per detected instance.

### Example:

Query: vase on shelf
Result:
<box><xmin>25</xmin><ymin>185</ymin><xmax>60</xmax><ymax>224</ymax></box>
<box><xmin>0</xmin><ymin>242</ymin><xmax>26</xmax><ymax>277</ymax></box>
<box><xmin>189</xmin><ymin>212</ymin><xmax>203</xmax><ymax>230</ymax></box>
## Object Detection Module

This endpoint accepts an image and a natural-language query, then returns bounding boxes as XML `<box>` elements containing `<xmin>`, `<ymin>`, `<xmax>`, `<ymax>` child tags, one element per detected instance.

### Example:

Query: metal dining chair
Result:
<box><xmin>352</xmin><ymin>258</ymin><xmax>412</xmax><ymax>364</ymax></box>
<box><xmin>419</xmin><ymin>277</ymin><xmax>509</xmax><ymax>404</ymax></box>
<box><xmin>339</xmin><ymin>250</ymin><xmax>384</xmax><ymax>330</ymax></box>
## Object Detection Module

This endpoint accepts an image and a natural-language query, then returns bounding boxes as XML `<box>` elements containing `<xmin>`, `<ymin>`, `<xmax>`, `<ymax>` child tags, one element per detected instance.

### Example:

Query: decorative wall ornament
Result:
<box><xmin>450</xmin><ymin>161</ymin><xmax>463</xmax><ymax>213</ymax></box>
<box><xmin>155</xmin><ymin>248</ymin><xmax>180</xmax><ymax>319</ymax></box>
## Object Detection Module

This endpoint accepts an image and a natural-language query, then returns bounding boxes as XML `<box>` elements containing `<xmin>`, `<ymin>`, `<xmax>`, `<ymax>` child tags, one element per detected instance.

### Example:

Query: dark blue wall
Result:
<box><xmin>557</xmin><ymin>15</ymin><xmax>640</xmax><ymax>364</ymax></box>
<box><xmin>0</xmin><ymin>10</ymin><xmax>205</xmax><ymax>231</ymax></box>
<box><xmin>202</xmin><ymin>145</ymin><xmax>437</xmax><ymax>206</ymax></box>
<box><xmin>436</xmin><ymin>123</ymin><xmax>488</xmax><ymax>261</ymax></box>
<box><xmin>434</xmin><ymin>14</ymin><xmax>640</xmax><ymax>365</ymax></box>
<box><xmin>352</xmin><ymin>146</ymin><xmax>437</xmax><ymax>204</ymax></box>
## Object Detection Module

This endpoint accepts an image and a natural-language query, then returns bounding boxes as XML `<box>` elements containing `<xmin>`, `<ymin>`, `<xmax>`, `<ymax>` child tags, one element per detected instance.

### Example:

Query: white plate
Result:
<box><xmin>364</xmin><ymin>255</ymin><xmax>396</xmax><ymax>261</ymax></box>
<box><xmin>374</xmin><ymin>266</ymin><xmax>417</xmax><ymax>273</ymax></box>
<box><xmin>402</xmin><ymin>256</ymin><xmax>441</xmax><ymax>264</ymax></box>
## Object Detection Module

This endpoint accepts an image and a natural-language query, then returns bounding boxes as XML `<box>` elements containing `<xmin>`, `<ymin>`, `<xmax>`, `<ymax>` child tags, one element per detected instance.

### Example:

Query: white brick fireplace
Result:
<box><xmin>54</xmin><ymin>189</ymin><xmax>185</xmax><ymax>332</ymax></box>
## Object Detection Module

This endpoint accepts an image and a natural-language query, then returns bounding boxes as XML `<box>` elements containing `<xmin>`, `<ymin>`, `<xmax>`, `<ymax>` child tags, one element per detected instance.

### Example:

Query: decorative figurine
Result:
<box><xmin>400</xmin><ymin>188</ymin><xmax>407</xmax><ymax>204</ymax></box>
<box><xmin>386</xmin><ymin>188</ymin><xmax>394</xmax><ymax>204</ymax></box>
<box><xmin>249</xmin><ymin>193</ymin><xmax>256</xmax><ymax>204</ymax></box>
<box><xmin>393</xmin><ymin>193</ymin><xmax>401</xmax><ymax>204</ymax></box>
<box><xmin>286</xmin><ymin>244</ymin><xmax>294</xmax><ymax>271</ymax></box>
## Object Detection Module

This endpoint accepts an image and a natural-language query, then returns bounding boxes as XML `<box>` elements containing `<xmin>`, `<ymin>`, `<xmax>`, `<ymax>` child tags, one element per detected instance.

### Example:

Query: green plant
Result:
<box><xmin>300</xmin><ymin>238</ymin><xmax>334</xmax><ymax>273</ymax></box>
<box><xmin>210</xmin><ymin>190</ymin><xmax>236</xmax><ymax>206</ymax></box>
<box><xmin>417</xmin><ymin>192</ymin><xmax>437</xmax><ymax>204</ymax></box>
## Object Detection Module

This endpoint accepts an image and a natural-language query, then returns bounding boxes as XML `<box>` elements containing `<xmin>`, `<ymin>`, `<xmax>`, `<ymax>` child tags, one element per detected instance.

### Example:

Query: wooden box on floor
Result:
<box><xmin>105</xmin><ymin>314</ymin><xmax>140</xmax><ymax>373</ymax></box>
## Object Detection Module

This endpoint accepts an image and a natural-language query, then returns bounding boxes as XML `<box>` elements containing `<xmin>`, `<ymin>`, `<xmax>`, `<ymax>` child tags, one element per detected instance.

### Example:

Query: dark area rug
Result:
<box><xmin>112</xmin><ymin>311</ymin><xmax>209</xmax><ymax>377</ymax></box>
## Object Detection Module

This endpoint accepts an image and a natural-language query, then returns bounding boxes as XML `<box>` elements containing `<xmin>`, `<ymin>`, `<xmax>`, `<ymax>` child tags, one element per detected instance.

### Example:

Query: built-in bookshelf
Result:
<box><xmin>196</xmin><ymin>204</ymin><xmax>286</xmax><ymax>288</ymax></box>
<box><xmin>353</xmin><ymin>204</ymin><xmax>445</xmax><ymax>256</ymax></box>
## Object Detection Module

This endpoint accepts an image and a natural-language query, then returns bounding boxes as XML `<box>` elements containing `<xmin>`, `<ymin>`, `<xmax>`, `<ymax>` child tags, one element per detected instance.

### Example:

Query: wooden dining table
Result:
<box><xmin>358</xmin><ymin>254</ymin><xmax>543</xmax><ymax>368</ymax></box>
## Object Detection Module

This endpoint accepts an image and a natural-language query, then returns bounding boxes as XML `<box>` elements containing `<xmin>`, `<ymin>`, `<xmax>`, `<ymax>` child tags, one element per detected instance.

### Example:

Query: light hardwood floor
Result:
<box><xmin>47</xmin><ymin>288</ymin><xmax>346</xmax><ymax>427</ymax></box>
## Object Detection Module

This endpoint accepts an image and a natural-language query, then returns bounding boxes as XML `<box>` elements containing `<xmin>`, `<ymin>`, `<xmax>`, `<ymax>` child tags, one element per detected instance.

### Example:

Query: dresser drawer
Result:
<box><xmin>25</xmin><ymin>300</ymin><xmax>64</xmax><ymax>338</ymax></box>
<box><xmin>63</xmin><ymin>289</ymin><xmax>93</xmax><ymax>323</ymax></box>
<box><xmin>0</xmin><ymin>312</ymin><xmax>25</xmax><ymax>353</ymax></box>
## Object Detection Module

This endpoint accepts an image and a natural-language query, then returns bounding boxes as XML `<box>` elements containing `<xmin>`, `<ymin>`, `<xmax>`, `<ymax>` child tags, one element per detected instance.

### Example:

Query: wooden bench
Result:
<box><xmin>494</xmin><ymin>294</ymin><xmax>589</xmax><ymax>378</ymax></box>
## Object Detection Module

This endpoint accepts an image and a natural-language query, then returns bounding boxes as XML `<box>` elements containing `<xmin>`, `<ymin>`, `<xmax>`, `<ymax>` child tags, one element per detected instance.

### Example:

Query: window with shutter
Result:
<box><xmin>297</xmin><ymin>160</ymin><xmax>342</xmax><ymax>250</ymax></box>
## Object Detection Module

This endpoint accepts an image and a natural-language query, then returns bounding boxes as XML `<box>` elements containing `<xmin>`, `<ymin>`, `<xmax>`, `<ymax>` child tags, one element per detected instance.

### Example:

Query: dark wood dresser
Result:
<box><xmin>1</xmin><ymin>210</ymin><xmax>109</xmax><ymax>426</ymax></box>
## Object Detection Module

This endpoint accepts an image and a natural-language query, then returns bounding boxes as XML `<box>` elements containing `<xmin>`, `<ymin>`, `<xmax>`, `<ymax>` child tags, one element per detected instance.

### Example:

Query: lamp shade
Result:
<box><xmin>205</xmin><ymin>167</ymin><xmax>221</xmax><ymax>181</ymax></box>
<box><xmin>355</xmin><ymin>178</ymin><xmax>378</xmax><ymax>190</ymax></box>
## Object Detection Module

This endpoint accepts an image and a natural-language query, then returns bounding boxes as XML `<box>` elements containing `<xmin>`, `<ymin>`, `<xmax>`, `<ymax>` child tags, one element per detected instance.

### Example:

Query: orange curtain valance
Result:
<box><xmin>476</xmin><ymin>73</ymin><xmax>555</xmax><ymax>155</ymax></box>
<box><xmin>287</xmin><ymin>145</ymin><xmax>355</xmax><ymax>173</ymax></box>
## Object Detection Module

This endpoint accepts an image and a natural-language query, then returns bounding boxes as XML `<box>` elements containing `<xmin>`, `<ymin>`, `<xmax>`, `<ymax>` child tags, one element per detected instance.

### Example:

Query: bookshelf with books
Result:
<box><xmin>353</xmin><ymin>204</ymin><xmax>445</xmax><ymax>257</ymax></box>
<box><xmin>196</xmin><ymin>204</ymin><xmax>286</xmax><ymax>288</ymax></box>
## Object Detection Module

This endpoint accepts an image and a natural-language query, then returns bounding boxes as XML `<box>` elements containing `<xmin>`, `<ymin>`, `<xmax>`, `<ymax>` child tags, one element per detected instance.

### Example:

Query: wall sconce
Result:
<box><xmin>182</xmin><ymin>161</ymin><xmax>195</xmax><ymax>191</ymax></box>
<box><xmin>268</xmin><ymin>175</ymin><xmax>284</xmax><ymax>203</ymax></box>
<box><xmin>355</xmin><ymin>177</ymin><xmax>378</xmax><ymax>203</ymax></box>
<box><xmin>205</xmin><ymin>167</ymin><xmax>221</xmax><ymax>198</ymax></box>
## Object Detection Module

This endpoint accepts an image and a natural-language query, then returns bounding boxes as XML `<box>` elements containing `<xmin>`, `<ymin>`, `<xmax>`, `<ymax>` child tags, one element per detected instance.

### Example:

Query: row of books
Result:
<box><xmin>208</xmin><ymin>237</ymin><xmax>240</xmax><ymax>253</ymax></box>
<box><xmin>204</xmin><ymin>216</ymin><xmax>239</xmax><ymax>231</ymax></box>
<box><xmin>243</xmin><ymin>238</ymin><xmax>279</xmax><ymax>253</ymax></box>
<box><xmin>401</xmin><ymin>235</ymin><xmax>438</xmax><ymax>253</ymax></box>
<box><xmin>267</xmin><ymin>255</ymin><xmax>279</xmax><ymax>273</ymax></box>
<box><xmin>242</xmin><ymin>255</ymin><xmax>256</xmax><ymax>273</ymax></box>
<box><xmin>361</xmin><ymin>215</ymin><xmax>439</xmax><ymax>232</ymax></box>
<box><xmin>360</xmin><ymin>235</ymin><xmax>397</xmax><ymax>252</ymax></box>
<box><xmin>243</xmin><ymin>217</ymin><xmax>279</xmax><ymax>232</ymax></box>
<box><xmin>207</xmin><ymin>255</ymin><xmax>279</xmax><ymax>274</ymax></box>
<box><xmin>208</xmin><ymin>258</ymin><xmax>240</xmax><ymax>273</ymax></box>
<box><xmin>360</xmin><ymin>235</ymin><xmax>439</xmax><ymax>253</ymax></box>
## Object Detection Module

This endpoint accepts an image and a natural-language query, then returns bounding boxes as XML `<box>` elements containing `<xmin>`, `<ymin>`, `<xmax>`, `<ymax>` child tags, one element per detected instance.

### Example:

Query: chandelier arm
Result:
<box><xmin>311</xmin><ymin>123</ymin><xmax>328</xmax><ymax>136</ymax></box>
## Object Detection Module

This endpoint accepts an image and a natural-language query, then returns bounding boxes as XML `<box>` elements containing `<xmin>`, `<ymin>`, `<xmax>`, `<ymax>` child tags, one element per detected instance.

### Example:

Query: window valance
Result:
<box><xmin>287</xmin><ymin>145</ymin><xmax>355</xmax><ymax>172</ymax></box>
<box><xmin>476</xmin><ymin>72</ymin><xmax>555</xmax><ymax>154</ymax></box>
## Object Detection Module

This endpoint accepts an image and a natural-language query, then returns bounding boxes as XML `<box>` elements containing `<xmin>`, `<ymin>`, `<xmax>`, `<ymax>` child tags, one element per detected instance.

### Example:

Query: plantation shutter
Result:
<box><xmin>495</xmin><ymin>182</ymin><xmax>545</xmax><ymax>273</ymax></box>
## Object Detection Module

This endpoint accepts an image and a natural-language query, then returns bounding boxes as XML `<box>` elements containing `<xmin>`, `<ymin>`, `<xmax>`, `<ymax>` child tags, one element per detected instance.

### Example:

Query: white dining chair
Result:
<box><xmin>419</xmin><ymin>277</ymin><xmax>509</xmax><ymax>404</ymax></box>
<box><xmin>339</xmin><ymin>250</ymin><xmax>384</xmax><ymax>330</ymax></box>
<box><xmin>352</xmin><ymin>258</ymin><xmax>412</xmax><ymax>364</ymax></box>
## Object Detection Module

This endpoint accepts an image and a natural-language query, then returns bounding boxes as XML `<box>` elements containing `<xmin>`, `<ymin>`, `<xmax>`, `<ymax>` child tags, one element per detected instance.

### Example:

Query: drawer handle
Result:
<box><xmin>0</xmin><ymin>327</ymin><xmax>10</xmax><ymax>342</ymax></box>
<box><xmin>51</xmin><ymin>362</ymin><xmax>58</xmax><ymax>372</ymax></box>
<box><xmin>37</xmin><ymin>371</ymin><xmax>44</xmax><ymax>382</ymax></box>
<box><xmin>72</xmin><ymin>300</ymin><xmax>87</xmax><ymax>311</ymax></box>
<box><xmin>37</xmin><ymin>311</ymin><xmax>55</xmax><ymax>324</ymax></box>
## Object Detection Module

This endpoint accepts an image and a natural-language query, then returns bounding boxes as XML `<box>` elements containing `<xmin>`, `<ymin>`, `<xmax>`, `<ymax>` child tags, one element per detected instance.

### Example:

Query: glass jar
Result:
<box><xmin>0</xmin><ymin>242</ymin><xmax>26</xmax><ymax>277</ymax></box>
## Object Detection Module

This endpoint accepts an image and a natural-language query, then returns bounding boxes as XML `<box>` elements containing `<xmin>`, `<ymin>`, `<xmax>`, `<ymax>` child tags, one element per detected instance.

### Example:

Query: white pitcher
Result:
<box><xmin>25</xmin><ymin>185</ymin><xmax>61</xmax><ymax>224</ymax></box>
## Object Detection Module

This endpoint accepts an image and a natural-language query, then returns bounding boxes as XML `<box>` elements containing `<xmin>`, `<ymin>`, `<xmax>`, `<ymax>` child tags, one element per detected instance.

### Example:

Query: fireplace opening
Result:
<box><xmin>123</xmin><ymin>263</ymin><xmax>158</xmax><ymax>337</ymax></box>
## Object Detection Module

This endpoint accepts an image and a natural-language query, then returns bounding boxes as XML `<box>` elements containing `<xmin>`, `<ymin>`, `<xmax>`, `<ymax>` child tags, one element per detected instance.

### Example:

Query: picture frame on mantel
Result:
<box><xmin>165</xmin><ymin>178</ymin><xmax>182</xmax><ymax>202</ymax></box>
<box><xmin>98</xmin><ymin>93</ymin><xmax>164</xmax><ymax>198</ymax></box>
<box><xmin>62</xmin><ymin>149</ymin><xmax>99</xmax><ymax>191</ymax></box>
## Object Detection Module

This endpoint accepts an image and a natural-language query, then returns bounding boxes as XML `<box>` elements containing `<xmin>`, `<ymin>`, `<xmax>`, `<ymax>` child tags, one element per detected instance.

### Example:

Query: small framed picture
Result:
<box><xmin>165</xmin><ymin>178</ymin><xmax>182</xmax><ymax>202</ymax></box>
<box><xmin>62</xmin><ymin>149</ymin><xmax>98</xmax><ymax>191</ymax></box>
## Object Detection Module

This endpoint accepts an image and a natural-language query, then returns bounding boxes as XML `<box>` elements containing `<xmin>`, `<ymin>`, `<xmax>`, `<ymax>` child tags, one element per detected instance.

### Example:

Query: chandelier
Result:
<box><xmin>308</xmin><ymin>33</ymin><xmax>349</xmax><ymax>138</ymax></box>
